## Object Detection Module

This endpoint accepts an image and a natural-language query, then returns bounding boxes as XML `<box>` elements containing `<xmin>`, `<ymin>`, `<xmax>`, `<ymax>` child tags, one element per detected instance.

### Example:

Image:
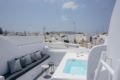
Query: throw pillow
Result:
<box><xmin>8</xmin><ymin>58</ymin><xmax>22</xmax><ymax>73</ymax></box>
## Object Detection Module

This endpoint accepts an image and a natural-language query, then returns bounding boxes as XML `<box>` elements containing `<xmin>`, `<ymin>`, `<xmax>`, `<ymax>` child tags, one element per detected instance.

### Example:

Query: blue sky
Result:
<box><xmin>0</xmin><ymin>0</ymin><xmax>116</xmax><ymax>33</ymax></box>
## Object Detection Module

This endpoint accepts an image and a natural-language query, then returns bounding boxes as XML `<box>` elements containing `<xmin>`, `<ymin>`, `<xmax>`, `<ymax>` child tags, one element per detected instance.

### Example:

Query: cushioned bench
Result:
<box><xmin>4</xmin><ymin>54</ymin><xmax>50</xmax><ymax>80</ymax></box>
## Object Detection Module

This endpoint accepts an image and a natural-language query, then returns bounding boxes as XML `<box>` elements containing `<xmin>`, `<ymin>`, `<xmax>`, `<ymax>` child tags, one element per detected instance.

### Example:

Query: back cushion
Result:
<box><xmin>24</xmin><ymin>55</ymin><xmax>32</xmax><ymax>65</ymax></box>
<box><xmin>40</xmin><ymin>51</ymin><xmax>46</xmax><ymax>57</ymax></box>
<box><xmin>30</xmin><ymin>53</ymin><xmax>37</xmax><ymax>62</ymax></box>
<box><xmin>20</xmin><ymin>56</ymin><xmax>27</xmax><ymax>68</ymax></box>
<box><xmin>8</xmin><ymin>58</ymin><xmax>22</xmax><ymax>74</ymax></box>
<box><xmin>35</xmin><ymin>51</ymin><xmax>41</xmax><ymax>60</ymax></box>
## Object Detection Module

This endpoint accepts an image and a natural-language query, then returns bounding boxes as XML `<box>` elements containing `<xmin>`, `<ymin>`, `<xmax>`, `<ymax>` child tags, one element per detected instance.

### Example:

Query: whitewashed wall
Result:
<box><xmin>0</xmin><ymin>36</ymin><xmax>44</xmax><ymax>75</ymax></box>
<box><xmin>107</xmin><ymin>0</ymin><xmax>120</xmax><ymax>68</ymax></box>
<box><xmin>107</xmin><ymin>0</ymin><xmax>120</xmax><ymax>79</ymax></box>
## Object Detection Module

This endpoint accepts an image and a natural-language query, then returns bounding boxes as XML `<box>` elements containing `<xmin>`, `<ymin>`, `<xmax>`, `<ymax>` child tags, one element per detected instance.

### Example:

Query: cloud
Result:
<box><xmin>62</xmin><ymin>1</ymin><xmax>79</xmax><ymax>10</ymax></box>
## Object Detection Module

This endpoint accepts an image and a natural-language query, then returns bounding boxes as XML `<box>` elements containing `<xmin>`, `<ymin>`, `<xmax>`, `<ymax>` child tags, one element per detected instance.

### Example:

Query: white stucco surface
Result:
<box><xmin>107</xmin><ymin>0</ymin><xmax>120</xmax><ymax>69</ymax></box>
<box><xmin>52</xmin><ymin>49</ymin><xmax>89</xmax><ymax>80</ymax></box>
<box><xmin>0</xmin><ymin>36</ymin><xmax>44</xmax><ymax>75</ymax></box>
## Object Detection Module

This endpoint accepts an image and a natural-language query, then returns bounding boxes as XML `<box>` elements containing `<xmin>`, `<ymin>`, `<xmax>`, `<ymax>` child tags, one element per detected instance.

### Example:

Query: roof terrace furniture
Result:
<box><xmin>41</xmin><ymin>64</ymin><xmax>50</xmax><ymax>79</ymax></box>
<box><xmin>48</xmin><ymin>62</ymin><xmax>55</xmax><ymax>75</ymax></box>
<box><xmin>3</xmin><ymin>51</ymin><xmax>50</xmax><ymax>80</ymax></box>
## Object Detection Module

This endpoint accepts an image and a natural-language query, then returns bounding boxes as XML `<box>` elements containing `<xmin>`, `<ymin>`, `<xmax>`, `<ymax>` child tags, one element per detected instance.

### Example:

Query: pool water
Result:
<box><xmin>63</xmin><ymin>59</ymin><xmax>87</xmax><ymax>75</ymax></box>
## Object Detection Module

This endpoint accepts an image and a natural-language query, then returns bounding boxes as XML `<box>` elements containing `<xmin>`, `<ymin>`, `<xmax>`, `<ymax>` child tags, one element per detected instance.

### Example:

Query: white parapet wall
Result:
<box><xmin>107</xmin><ymin>0</ymin><xmax>120</xmax><ymax>69</ymax></box>
<box><xmin>107</xmin><ymin>0</ymin><xmax>120</xmax><ymax>80</ymax></box>
<box><xmin>0</xmin><ymin>36</ymin><xmax>44</xmax><ymax>75</ymax></box>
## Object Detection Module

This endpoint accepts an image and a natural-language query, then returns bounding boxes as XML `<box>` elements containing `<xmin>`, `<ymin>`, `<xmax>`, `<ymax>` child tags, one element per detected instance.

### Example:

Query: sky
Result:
<box><xmin>0</xmin><ymin>0</ymin><xmax>116</xmax><ymax>33</ymax></box>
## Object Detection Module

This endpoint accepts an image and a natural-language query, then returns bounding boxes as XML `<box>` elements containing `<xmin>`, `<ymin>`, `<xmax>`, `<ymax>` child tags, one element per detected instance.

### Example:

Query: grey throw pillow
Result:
<box><xmin>8</xmin><ymin>58</ymin><xmax>22</xmax><ymax>73</ymax></box>
<box><xmin>40</xmin><ymin>51</ymin><xmax>45</xmax><ymax>57</ymax></box>
<box><xmin>24</xmin><ymin>55</ymin><xmax>32</xmax><ymax>65</ymax></box>
<box><xmin>30</xmin><ymin>53</ymin><xmax>37</xmax><ymax>62</ymax></box>
<box><xmin>35</xmin><ymin>51</ymin><xmax>41</xmax><ymax>60</ymax></box>
<box><xmin>20</xmin><ymin>56</ymin><xmax>27</xmax><ymax>68</ymax></box>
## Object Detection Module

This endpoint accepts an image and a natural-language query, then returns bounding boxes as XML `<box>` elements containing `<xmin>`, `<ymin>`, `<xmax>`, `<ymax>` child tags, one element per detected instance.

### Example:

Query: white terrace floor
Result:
<box><xmin>37</xmin><ymin>47</ymin><xmax>89</xmax><ymax>80</ymax></box>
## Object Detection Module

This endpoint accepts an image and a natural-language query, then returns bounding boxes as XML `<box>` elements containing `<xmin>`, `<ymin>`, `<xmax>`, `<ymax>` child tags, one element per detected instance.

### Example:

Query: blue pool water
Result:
<box><xmin>63</xmin><ymin>59</ymin><xmax>87</xmax><ymax>75</ymax></box>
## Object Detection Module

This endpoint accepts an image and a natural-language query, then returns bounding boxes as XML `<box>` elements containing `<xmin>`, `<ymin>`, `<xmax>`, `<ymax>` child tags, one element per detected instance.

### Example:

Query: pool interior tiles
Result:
<box><xmin>63</xmin><ymin>59</ymin><xmax>87</xmax><ymax>75</ymax></box>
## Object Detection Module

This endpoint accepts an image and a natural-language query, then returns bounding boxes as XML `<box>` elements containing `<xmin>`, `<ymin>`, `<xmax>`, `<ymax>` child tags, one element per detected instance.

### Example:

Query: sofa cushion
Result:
<box><xmin>35</xmin><ymin>51</ymin><xmax>41</xmax><ymax>60</ymax></box>
<box><xmin>20</xmin><ymin>56</ymin><xmax>27</xmax><ymax>68</ymax></box>
<box><xmin>4</xmin><ymin>54</ymin><xmax>50</xmax><ymax>80</ymax></box>
<box><xmin>8</xmin><ymin>58</ymin><xmax>22</xmax><ymax>74</ymax></box>
<box><xmin>24</xmin><ymin>54</ymin><xmax>32</xmax><ymax>65</ymax></box>
<box><xmin>40</xmin><ymin>51</ymin><xmax>46</xmax><ymax>57</ymax></box>
<box><xmin>30</xmin><ymin>53</ymin><xmax>37</xmax><ymax>62</ymax></box>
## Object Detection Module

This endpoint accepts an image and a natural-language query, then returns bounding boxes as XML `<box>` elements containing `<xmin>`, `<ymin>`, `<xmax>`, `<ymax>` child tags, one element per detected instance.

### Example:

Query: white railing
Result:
<box><xmin>101</xmin><ymin>60</ymin><xmax>114</xmax><ymax>76</ymax></box>
<box><xmin>94</xmin><ymin>52</ymin><xmax>115</xmax><ymax>80</ymax></box>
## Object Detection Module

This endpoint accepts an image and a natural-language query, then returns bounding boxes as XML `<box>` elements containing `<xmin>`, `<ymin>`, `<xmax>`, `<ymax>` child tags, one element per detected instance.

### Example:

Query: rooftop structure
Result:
<box><xmin>0</xmin><ymin>0</ymin><xmax>119</xmax><ymax>80</ymax></box>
